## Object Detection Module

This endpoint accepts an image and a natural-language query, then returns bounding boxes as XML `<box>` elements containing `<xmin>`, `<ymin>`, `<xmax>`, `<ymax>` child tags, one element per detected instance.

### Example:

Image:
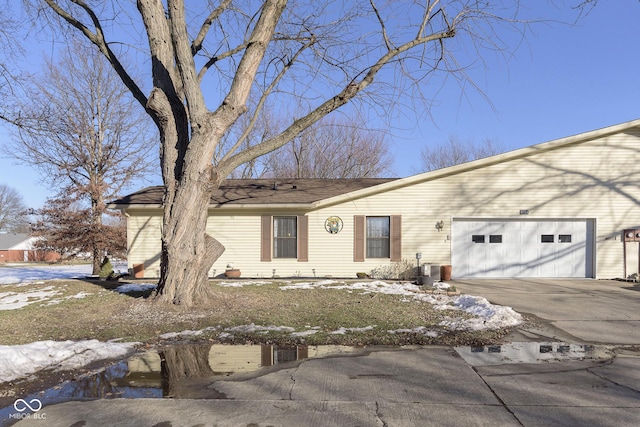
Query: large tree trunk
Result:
<box><xmin>143</xmin><ymin>0</ymin><xmax>286</xmax><ymax>306</ymax></box>
<box><xmin>154</xmin><ymin>174</ymin><xmax>225</xmax><ymax>306</ymax></box>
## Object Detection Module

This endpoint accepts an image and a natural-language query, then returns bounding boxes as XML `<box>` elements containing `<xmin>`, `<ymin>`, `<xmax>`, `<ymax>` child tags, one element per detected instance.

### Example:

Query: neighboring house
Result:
<box><xmin>109</xmin><ymin>118</ymin><xmax>640</xmax><ymax>280</ymax></box>
<box><xmin>0</xmin><ymin>233</ymin><xmax>61</xmax><ymax>263</ymax></box>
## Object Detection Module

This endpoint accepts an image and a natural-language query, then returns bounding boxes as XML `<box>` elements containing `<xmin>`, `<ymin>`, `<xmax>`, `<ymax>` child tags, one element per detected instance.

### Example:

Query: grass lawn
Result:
<box><xmin>0</xmin><ymin>279</ymin><xmax>513</xmax><ymax>347</ymax></box>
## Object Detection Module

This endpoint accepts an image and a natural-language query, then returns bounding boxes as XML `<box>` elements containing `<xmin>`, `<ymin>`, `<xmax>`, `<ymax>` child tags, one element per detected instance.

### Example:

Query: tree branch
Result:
<box><xmin>43</xmin><ymin>0</ymin><xmax>148</xmax><ymax>111</ymax></box>
<box><xmin>191</xmin><ymin>0</ymin><xmax>232</xmax><ymax>56</ymax></box>
<box><xmin>220</xmin><ymin>24</ymin><xmax>456</xmax><ymax>173</ymax></box>
<box><xmin>167</xmin><ymin>0</ymin><xmax>207</xmax><ymax>122</ymax></box>
<box><xmin>220</xmin><ymin>35</ymin><xmax>316</xmax><ymax>164</ymax></box>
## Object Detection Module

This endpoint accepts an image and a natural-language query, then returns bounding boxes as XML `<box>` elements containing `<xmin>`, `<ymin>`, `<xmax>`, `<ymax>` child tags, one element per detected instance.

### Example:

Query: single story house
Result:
<box><xmin>110</xmin><ymin>118</ymin><xmax>640</xmax><ymax>280</ymax></box>
<box><xmin>0</xmin><ymin>233</ymin><xmax>61</xmax><ymax>263</ymax></box>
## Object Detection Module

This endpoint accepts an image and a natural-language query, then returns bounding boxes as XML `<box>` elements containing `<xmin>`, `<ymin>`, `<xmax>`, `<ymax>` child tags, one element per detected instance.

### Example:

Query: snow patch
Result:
<box><xmin>330</xmin><ymin>325</ymin><xmax>376</xmax><ymax>335</ymax></box>
<box><xmin>0</xmin><ymin>340</ymin><xmax>137</xmax><ymax>383</ymax></box>
<box><xmin>224</xmin><ymin>324</ymin><xmax>295</xmax><ymax>334</ymax></box>
<box><xmin>0</xmin><ymin>286</ymin><xmax>60</xmax><ymax>310</ymax></box>
<box><xmin>216</xmin><ymin>281</ymin><xmax>269</xmax><ymax>287</ymax></box>
<box><xmin>281</xmin><ymin>280</ymin><xmax>522</xmax><ymax>331</ymax></box>
<box><xmin>290</xmin><ymin>330</ymin><xmax>319</xmax><ymax>337</ymax></box>
<box><xmin>115</xmin><ymin>283</ymin><xmax>157</xmax><ymax>294</ymax></box>
<box><xmin>0</xmin><ymin>264</ymin><xmax>93</xmax><ymax>285</ymax></box>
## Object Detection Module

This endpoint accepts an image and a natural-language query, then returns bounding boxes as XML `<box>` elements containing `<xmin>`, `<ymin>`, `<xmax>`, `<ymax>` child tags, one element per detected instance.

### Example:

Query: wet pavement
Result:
<box><xmin>4</xmin><ymin>278</ymin><xmax>640</xmax><ymax>426</ymax></box>
<box><xmin>3</xmin><ymin>342</ymin><xmax>639</xmax><ymax>426</ymax></box>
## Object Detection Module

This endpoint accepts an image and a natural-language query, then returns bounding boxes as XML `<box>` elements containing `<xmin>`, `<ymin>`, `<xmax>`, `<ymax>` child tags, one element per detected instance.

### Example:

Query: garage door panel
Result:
<box><xmin>452</xmin><ymin>219</ymin><xmax>593</xmax><ymax>278</ymax></box>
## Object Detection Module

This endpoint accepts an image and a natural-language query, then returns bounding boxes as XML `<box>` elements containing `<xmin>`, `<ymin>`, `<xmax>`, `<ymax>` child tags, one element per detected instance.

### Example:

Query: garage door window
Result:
<box><xmin>541</xmin><ymin>234</ymin><xmax>554</xmax><ymax>243</ymax></box>
<box><xmin>472</xmin><ymin>235</ymin><xmax>485</xmax><ymax>243</ymax></box>
<box><xmin>559</xmin><ymin>234</ymin><xmax>572</xmax><ymax>243</ymax></box>
<box><xmin>489</xmin><ymin>235</ymin><xmax>503</xmax><ymax>243</ymax></box>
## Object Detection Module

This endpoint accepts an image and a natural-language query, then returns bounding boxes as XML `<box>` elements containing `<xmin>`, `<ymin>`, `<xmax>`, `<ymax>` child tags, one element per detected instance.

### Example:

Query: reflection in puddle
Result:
<box><xmin>455</xmin><ymin>342</ymin><xmax>611</xmax><ymax>366</ymax></box>
<box><xmin>2</xmin><ymin>341</ymin><xmax>613</xmax><ymax>422</ymax></box>
<box><xmin>0</xmin><ymin>344</ymin><xmax>360</xmax><ymax>420</ymax></box>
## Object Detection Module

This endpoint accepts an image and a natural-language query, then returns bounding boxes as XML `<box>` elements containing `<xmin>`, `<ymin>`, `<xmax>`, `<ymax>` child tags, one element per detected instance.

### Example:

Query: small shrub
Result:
<box><xmin>370</xmin><ymin>258</ymin><xmax>416</xmax><ymax>280</ymax></box>
<box><xmin>99</xmin><ymin>256</ymin><xmax>114</xmax><ymax>279</ymax></box>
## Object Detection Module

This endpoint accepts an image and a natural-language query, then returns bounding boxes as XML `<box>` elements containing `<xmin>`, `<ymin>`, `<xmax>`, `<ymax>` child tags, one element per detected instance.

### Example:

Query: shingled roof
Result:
<box><xmin>0</xmin><ymin>233</ymin><xmax>31</xmax><ymax>250</ymax></box>
<box><xmin>111</xmin><ymin>178</ymin><xmax>397</xmax><ymax>207</ymax></box>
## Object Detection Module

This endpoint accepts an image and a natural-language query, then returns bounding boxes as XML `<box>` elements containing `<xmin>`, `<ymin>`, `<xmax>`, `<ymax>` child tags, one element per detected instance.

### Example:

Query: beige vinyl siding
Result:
<box><xmin>330</xmin><ymin>130</ymin><xmax>640</xmax><ymax>278</ymax></box>
<box><xmin>126</xmin><ymin>210</ymin><xmax>163</xmax><ymax>277</ymax></box>
<box><xmin>122</xmin><ymin>128</ymin><xmax>640</xmax><ymax>279</ymax></box>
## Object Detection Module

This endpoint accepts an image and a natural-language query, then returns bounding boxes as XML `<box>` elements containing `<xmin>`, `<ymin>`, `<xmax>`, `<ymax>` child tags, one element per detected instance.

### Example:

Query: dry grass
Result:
<box><xmin>0</xmin><ymin>279</ymin><xmax>511</xmax><ymax>347</ymax></box>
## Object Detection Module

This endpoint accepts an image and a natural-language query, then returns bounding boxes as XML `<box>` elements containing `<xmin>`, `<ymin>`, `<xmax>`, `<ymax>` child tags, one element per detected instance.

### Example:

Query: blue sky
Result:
<box><xmin>387</xmin><ymin>0</ymin><xmax>640</xmax><ymax>175</ymax></box>
<box><xmin>1</xmin><ymin>0</ymin><xmax>639</xmax><ymax>209</ymax></box>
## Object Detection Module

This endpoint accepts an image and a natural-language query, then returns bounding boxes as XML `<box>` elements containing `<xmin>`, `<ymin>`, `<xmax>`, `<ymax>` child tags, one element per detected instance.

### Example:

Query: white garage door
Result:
<box><xmin>452</xmin><ymin>219</ymin><xmax>595</xmax><ymax>278</ymax></box>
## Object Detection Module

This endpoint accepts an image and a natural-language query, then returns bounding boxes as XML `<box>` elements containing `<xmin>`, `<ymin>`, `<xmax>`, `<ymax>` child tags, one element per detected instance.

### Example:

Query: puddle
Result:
<box><xmin>1</xmin><ymin>344</ymin><xmax>361</xmax><ymax>422</ymax></box>
<box><xmin>2</xmin><ymin>341</ymin><xmax>614</xmax><ymax>422</ymax></box>
<box><xmin>454</xmin><ymin>341</ymin><xmax>613</xmax><ymax>366</ymax></box>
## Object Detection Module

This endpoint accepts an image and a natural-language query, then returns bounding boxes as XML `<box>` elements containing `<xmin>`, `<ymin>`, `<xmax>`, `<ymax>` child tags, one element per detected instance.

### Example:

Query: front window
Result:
<box><xmin>367</xmin><ymin>217</ymin><xmax>390</xmax><ymax>258</ymax></box>
<box><xmin>273</xmin><ymin>217</ymin><xmax>297</xmax><ymax>258</ymax></box>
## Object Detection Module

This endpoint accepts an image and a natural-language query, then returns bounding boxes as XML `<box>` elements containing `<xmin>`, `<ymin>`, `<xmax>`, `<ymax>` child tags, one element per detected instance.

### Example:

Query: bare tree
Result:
<box><xmin>233</xmin><ymin>116</ymin><xmax>393</xmax><ymax>178</ymax></box>
<box><xmin>418</xmin><ymin>135</ymin><xmax>505</xmax><ymax>172</ymax></box>
<box><xmin>7</xmin><ymin>39</ymin><xmax>156</xmax><ymax>274</ymax></box>
<box><xmin>0</xmin><ymin>3</ymin><xmax>26</xmax><ymax>124</ymax></box>
<box><xmin>31</xmin><ymin>0</ymin><xmax>526</xmax><ymax>305</ymax></box>
<box><xmin>0</xmin><ymin>184</ymin><xmax>29</xmax><ymax>233</ymax></box>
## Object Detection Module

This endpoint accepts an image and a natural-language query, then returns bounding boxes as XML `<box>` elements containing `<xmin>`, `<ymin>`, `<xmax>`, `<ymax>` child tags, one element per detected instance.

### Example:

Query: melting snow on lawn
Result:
<box><xmin>0</xmin><ymin>286</ymin><xmax>61</xmax><ymax>310</ymax></box>
<box><xmin>0</xmin><ymin>263</ymin><xmax>522</xmax><ymax>385</ymax></box>
<box><xmin>194</xmin><ymin>280</ymin><xmax>523</xmax><ymax>341</ymax></box>
<box><xmin>279</xmin><ymin>280</ymin><xmax>523</xmax><ymax>331</ymax></box>
<box><xmin>0</xmin><ymin>340</ymin><xmax>138</xmax><ymax>383</ymax></box>
<box><xmin>0</xmin><ymin>264</ymin><xmax>94</xmax><ymax>285</ymax></box>
<box><xmin>115</xmin><ymin>283</ymin><xmax>157</xmax><ymax>294</ymax></box>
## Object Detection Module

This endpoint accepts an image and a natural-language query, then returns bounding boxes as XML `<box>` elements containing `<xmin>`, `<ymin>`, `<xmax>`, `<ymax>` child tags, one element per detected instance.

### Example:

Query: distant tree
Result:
<box><xmin>231</xmin><ymin>116</ymin><xmax>393</xmax><ymax>179</ymax></box>
<box><xmin>0</xmin><ymin>184</ymin><xmax>29</xmax><ymax>233</ymax></box>
<box><xmin>418</xmin><ymin>136</ymin><xmax>505</xmax><ymax>172</ymax></box>
<box><xmin>7</xmin><ymin>39</ymin><xmax>155</xmax><ymax>274</ymax></box>
<box><xmin>30</xmin><ymin>195</ymin><xmax>126</xmax><ymax>262</ymax></box>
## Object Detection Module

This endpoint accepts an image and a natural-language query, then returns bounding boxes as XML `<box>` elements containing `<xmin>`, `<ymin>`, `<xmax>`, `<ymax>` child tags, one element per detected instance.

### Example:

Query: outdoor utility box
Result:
<box><xmin>427</xmin><ymin>265</ymin><xmax>441</xmax><ymax>281</ymax></box>
<box><xmin>417</xmin><ymin>264</ymin><xmax>441</xmax><ymax>286</ymax></box>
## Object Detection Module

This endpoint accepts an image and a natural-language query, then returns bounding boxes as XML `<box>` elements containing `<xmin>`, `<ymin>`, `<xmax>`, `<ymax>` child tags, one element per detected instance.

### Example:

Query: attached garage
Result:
<box><xmin>452</xmin><ymin>219</ymin><xmax>596</xmax><ymax>278</ymax></box>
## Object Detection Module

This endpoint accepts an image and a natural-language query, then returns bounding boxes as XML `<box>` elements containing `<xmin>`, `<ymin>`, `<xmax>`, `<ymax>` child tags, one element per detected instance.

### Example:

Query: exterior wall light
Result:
<box><xmin>435</xmin><ymin>221</ymin><xmax>444</xmax><ymax>232</ymax></box>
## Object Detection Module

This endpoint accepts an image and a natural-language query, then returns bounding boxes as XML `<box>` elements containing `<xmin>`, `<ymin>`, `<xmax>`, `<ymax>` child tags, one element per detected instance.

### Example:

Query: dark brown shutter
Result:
<box><xmin>354</xmin><ymin>215</ymin><xmax>365</xmax><ymax>262</ymax></box>
<box><xmin>390</xmin><ymin>215</ymin><xmax>402</xmax><ymax>261</ymax></box>
<box><xmin>297</xmin><ymin>215</ymin><xmax>308</xmax><ymax>262</ymax></box>
<box><xmin>261</xmin><ymin>215</ymin><xmax>272</xmax><ymax>262</ymax></box>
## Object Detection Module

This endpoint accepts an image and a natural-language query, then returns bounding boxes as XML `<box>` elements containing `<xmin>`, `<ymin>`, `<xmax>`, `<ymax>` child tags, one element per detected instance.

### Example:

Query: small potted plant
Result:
<box><xmin>224</xmin><ymin>263</ymin><xmax>241</xmax><ymax>278</ymax></box>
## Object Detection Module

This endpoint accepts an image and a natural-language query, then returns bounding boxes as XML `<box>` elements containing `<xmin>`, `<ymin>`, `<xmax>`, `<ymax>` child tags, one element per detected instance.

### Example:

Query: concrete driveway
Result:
<box><xmin>451</xmin><ymin>278</ymin><xmax>640</xmax><ymax>345</ymax></box>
